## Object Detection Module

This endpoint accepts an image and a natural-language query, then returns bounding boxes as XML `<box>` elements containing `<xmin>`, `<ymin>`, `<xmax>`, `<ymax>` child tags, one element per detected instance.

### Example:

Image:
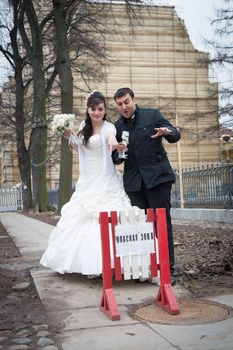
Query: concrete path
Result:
<box><xmin>1</xmin><ymin>212</ymin><xmax>233</xmax><ymax>350</ymax></box>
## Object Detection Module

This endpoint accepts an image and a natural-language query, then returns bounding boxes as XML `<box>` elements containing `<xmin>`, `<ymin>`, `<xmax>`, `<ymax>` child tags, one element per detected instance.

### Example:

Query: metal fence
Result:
<box><xmin>0</xmin><ymin>188</ymin><xmax>23</xmax><ymax>212</ymax></box>
<box><xmin>1</xmin><ymin>164</ymin><xmax>233</xmax><ymax>211</ymax></box>
<box><xmin>171</xmin><ymin>164</ymin><xmax>233</xmax><ymax>209</ymax></box>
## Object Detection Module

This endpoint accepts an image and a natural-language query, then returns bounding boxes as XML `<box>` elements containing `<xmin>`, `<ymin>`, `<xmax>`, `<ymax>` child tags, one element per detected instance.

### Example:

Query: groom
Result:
<box><xmin>112</xmin><ymin>87</ymin><xmax>181</xmax><ymax>286</ymax></box>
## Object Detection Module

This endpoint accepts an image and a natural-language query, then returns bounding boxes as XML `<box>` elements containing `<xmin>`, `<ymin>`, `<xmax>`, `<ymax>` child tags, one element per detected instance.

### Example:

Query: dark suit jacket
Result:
<box><xmin>113</xmin><ymin>106</ymin><xmax>181</xmax><ymax>192</ymax></box>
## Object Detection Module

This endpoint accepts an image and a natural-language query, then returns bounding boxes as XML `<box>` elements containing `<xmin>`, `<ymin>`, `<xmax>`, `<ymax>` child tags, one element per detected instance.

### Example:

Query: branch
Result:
<box><xmin>18</xmin><ymin>2</ymin><xmax>33</xmax><ymax>61</ymax></box>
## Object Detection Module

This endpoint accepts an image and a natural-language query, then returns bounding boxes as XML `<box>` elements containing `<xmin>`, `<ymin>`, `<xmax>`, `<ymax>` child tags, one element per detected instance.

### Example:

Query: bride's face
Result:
<box><xmin>88</xmin><ymin>102</ymin><xmax>106</xmax><ymax>124</ymax></box>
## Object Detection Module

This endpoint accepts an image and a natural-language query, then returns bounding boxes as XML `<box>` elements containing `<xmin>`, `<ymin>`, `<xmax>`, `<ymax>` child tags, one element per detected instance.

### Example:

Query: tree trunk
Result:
<box><xmin>10</xmin><ymin>1</ymin><xmax>33</xmax><ymax>209</ymax></box>
<box><xmin>53</xmin><ymin>0</ymin><xmax>73</xmax><ymax>213</ymax></box>
<box><xmin>15</xmin><ymin>69</ymin><xmax>33</xmax><ymax>209</ymax></box>
<box><xmin>23</xmin><ymin>0</ymin><xmax>48</xmax><ymax>211</ymax></box>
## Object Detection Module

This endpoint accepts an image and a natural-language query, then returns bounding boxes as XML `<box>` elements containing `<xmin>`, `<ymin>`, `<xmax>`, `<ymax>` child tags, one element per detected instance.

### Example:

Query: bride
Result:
<box><xmin>40</xmin><ymin>90</ymin><xmax>134</xmax><ymax>277</ymax></box>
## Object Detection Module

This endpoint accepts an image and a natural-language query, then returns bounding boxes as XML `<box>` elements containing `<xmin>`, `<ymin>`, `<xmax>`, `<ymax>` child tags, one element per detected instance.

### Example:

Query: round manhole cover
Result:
<box><xmin>133</xmin><ymin>299</ymin><xmax>232</xmax><ymax>325</ymax></box>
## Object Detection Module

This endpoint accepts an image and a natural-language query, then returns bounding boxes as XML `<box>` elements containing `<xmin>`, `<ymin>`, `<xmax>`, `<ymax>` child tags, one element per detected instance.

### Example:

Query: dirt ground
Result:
<box><xmin>0</xmin><ymin>210</ymin><xmax>233</xmax><ymax>340</ymax></box>
<box><xmin>0</xmin><ymin>221</ymin><xmax>49</xmax><ymax>348</ymax></box>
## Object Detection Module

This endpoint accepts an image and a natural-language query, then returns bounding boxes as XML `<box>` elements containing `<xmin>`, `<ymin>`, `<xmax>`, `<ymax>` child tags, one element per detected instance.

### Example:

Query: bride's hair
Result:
<box><xmin>79</xmin><ymin>91</ymin><xmax>107</xmax><ymax>145</ymax></box>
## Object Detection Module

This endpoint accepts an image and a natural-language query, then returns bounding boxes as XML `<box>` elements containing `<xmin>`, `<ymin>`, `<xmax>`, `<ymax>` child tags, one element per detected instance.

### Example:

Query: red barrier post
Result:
<box><xmin>99</xmin><ymin>211</ymin><xmax>120</xmax><ymax>320</ymax></box>
<box><xmin>110</xmin><ymin>211</ymin><xmax>122</xmax><ymax>281</ymax></box>
<box><xmin>155</xmin><ymin>208</ymin><xmax>179</xmax><ymax>315</ymax></box>
<box><xmin>147</xmin><ymin>208</ymin><xmax>158</xmax><ymax>278</ymax></box>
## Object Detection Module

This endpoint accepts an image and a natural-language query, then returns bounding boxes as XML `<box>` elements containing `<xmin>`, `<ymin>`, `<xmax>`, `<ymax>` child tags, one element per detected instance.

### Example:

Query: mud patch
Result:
<box><xmin>132</xmin><ymin>298</ymin><xmax>232</xmax><ymax>325</ymax></box>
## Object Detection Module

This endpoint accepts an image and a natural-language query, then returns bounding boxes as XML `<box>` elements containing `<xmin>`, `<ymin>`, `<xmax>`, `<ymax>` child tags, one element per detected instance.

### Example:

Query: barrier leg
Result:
<box><xmin>155</xmin><ymin>284</ymin><xmax>179</xmax><ymax>315</ymax></box>
<box><xmin>100</xmin><ymin>289</ymin><xmax>120</xmax><ymax>321</ymax></box>
<box><xmin>155</xmin><ymin>208</ymin><xmax>179</xmax><ymax>315</ymax></box>
<box><xmin>99</xmin><ymin>212</ymin><xmax>120</xmax><ymax>320</ymax></box>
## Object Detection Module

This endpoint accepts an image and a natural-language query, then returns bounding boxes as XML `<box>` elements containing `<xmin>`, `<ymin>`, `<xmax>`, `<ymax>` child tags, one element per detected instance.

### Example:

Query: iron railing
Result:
<box><xmin>1</xmin><ymin>164</ymin><xmax>233</xmax><ymax>211</ymax></box>
<box><xmin>171</xmin><ymin>164</ymin><xmax>233</xmax><ymax>209</ymax></box>
<box><xmin>0</xmin><ymin>188</ymin><xmax>23</xmax><ymax>212</ymax></box>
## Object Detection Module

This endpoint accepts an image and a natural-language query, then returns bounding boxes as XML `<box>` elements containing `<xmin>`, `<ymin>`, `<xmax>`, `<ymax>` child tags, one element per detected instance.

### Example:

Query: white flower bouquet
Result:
<box><xmin>51</xmin><ymin>113</ymin><xmax>75</xmax><ymax>136</ymax></box>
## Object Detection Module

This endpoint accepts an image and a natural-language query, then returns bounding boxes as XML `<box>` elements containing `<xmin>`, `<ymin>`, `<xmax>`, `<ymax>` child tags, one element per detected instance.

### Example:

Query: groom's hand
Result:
<box><xmin>151</xmin><ymin>127</ymin><xmax>172</xmax><ymax>138</ymax></box>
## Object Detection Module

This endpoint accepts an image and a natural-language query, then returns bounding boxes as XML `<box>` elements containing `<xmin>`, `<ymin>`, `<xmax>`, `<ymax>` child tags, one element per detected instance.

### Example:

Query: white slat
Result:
<box><xmin>138</xmin><ymin>209</ymin><xmax>150</xmax><ymax>279</ymax></box>
<box><xmin>128</xmin><ymin>210</ymin><xmax>140</xmax><ymax>279</ymax></box>
<box><xmin>140</xmin><ymin>254</ymin><xmax>150</xmax><ymax>279</ymax></box>
<box><xmin>119</xmin><ymin>211</ymin><xmax>131</xmax><ymax>280</ymax></box>
<box><xmin>131</xmin><ymin>255</ymin><xmax>139</xmax><ymax>279</ymax></box>
<box><xmin>118</xmin><ymin>209</ymin><xmax>152</xmax><ymax>281</ymax></box>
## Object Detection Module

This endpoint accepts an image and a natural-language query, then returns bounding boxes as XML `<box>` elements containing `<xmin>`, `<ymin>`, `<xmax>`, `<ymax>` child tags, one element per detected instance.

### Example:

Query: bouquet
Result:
<box><xmin>51</xmin><ymin>113</ymin><xmax>75</xmax><ymax>136</ymax></box>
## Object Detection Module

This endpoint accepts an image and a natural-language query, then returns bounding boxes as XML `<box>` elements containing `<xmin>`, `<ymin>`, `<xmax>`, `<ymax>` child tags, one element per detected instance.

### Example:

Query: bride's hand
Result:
<box><xmin>116</xmin><ymin>143</ymin><xmax>128</xmax><ymax>152</ymax></box>
<box><xmin>63</xmin><ymin>129</ymin><xmax>73</xmax><ymax>140</ymax></box>
<box><xmin>108</xmin><ymin>141</ymin><xmax>119</xmax><ymax>154</ymax></box>
<box><xmin>109</xmin><ymin>142</ymin><xmax>128</xmax><ymax>154</ymax></box>
<box><xmin>108</xmin><ymin>132</ymin><xmax>120</xmax><ymax>154</ymax></box>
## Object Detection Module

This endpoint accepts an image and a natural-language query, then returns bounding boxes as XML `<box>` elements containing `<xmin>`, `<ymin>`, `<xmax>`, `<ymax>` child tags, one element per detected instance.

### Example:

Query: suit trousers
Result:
<box><xmin>126</xmin><ymin>181</ymin><xmax>175</xmax><ymax>274</ymax></box>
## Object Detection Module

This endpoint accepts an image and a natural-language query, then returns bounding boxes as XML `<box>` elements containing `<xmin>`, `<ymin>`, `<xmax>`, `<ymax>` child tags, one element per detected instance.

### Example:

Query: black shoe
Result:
<box><xmin>170</xmin><ymin>275</ymin><xmax>176</xmax><ymax>286</ymax></box>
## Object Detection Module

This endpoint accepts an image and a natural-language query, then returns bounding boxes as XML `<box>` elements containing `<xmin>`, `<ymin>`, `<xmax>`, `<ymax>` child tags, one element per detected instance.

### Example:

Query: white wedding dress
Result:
<box><xmin>40</xmin><ymin>135</ymin><xmax>134</xmax><ymax>275</ymax></box>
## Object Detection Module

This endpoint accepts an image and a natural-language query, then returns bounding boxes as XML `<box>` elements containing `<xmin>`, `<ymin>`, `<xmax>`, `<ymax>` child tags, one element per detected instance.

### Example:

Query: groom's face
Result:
<box><xmin>115</xmin><ymin>93</ymin><xmax>136</xmax><ymax>119</ymax></box>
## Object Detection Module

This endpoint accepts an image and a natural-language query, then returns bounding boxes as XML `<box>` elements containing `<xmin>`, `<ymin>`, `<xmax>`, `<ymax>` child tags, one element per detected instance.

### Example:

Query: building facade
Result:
<box><xmin>0</xmin><ymin>4</ymin><xmax>221</xmax><ymax>188</ymax></box>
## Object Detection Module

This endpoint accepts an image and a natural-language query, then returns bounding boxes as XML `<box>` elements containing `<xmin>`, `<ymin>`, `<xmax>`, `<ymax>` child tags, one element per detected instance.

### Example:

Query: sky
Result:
<box><xmin>155</xmin><ymin>0</ymin><xmax>232</xmax><ymax>125</ymax></box>
<box><xmin>155</xmin><ymin>0</ymin><xmax>222</xmax><ymax>51</ymax></box>
<box><xmin>154</xmin><ymin>0</ymin><xmax>226</xmax><ymax>84</ymax></box>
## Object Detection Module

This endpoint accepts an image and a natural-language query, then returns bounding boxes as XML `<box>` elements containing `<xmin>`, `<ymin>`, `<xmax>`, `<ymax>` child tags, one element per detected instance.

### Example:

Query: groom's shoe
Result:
<box><xmin>87</xmin><ymin>274</ymin><xmax>100</xmax><ymax>279</ymax></box>
<box><xmin>170</xmin><ymin>265</ymin><xmax>176</xmax><ymax>286</ymax></box>
<box><xmin>170</xmin><ymin>275</ymin><xmax>176</xmax><ymax>286</ymax></box>
<box><xmin>170</xmin><ymin>269</ymin><xmax>176</xmax><ymax>286</ymax></box>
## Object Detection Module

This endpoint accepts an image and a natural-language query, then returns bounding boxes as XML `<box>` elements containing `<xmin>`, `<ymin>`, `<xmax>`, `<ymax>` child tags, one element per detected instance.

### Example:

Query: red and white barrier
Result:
<box><xmin>99</xmin><ymin>208</ymin><xmax>179</xmax><ymax>320</ymax></box>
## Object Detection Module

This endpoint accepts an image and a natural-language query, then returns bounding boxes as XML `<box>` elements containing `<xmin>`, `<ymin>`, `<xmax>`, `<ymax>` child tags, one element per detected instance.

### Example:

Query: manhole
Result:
<box><xmin>133</xmin><ymin>299</ymin><xmax>232</xmax><ymax>325</ymax></box>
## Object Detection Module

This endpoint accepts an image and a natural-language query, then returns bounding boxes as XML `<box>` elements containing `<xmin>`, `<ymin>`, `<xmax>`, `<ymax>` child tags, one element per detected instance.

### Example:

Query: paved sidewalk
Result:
<box><xmin>0</xmin><ymin>212</ymin><xmax>233</xmax><ymax>350</ymax></box>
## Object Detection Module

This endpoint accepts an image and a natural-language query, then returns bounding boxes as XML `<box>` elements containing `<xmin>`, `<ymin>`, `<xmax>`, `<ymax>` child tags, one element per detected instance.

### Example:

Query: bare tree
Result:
<box><xmin>53</xmin><ymin>0</ymin><xmax>73</xmax><ymax>212</ymax></box>
<box><xmin>0</xmin><ymin>0</ymin><xmax>33</xmax><ymax>208</ymax></box>
<box><xmin>207</xmin><ymin>0</ymin><xmax>233</xmax><ymax>129</ymax></box>
<box><xmin>19</xmin><ymin>0</ymin><xmax>50</xmax><ymax>211</ymax></box>
<box><xmin>0</xmin><ymin>0</ymin><xmax>58</xmax><ymax>210</ymax></box>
